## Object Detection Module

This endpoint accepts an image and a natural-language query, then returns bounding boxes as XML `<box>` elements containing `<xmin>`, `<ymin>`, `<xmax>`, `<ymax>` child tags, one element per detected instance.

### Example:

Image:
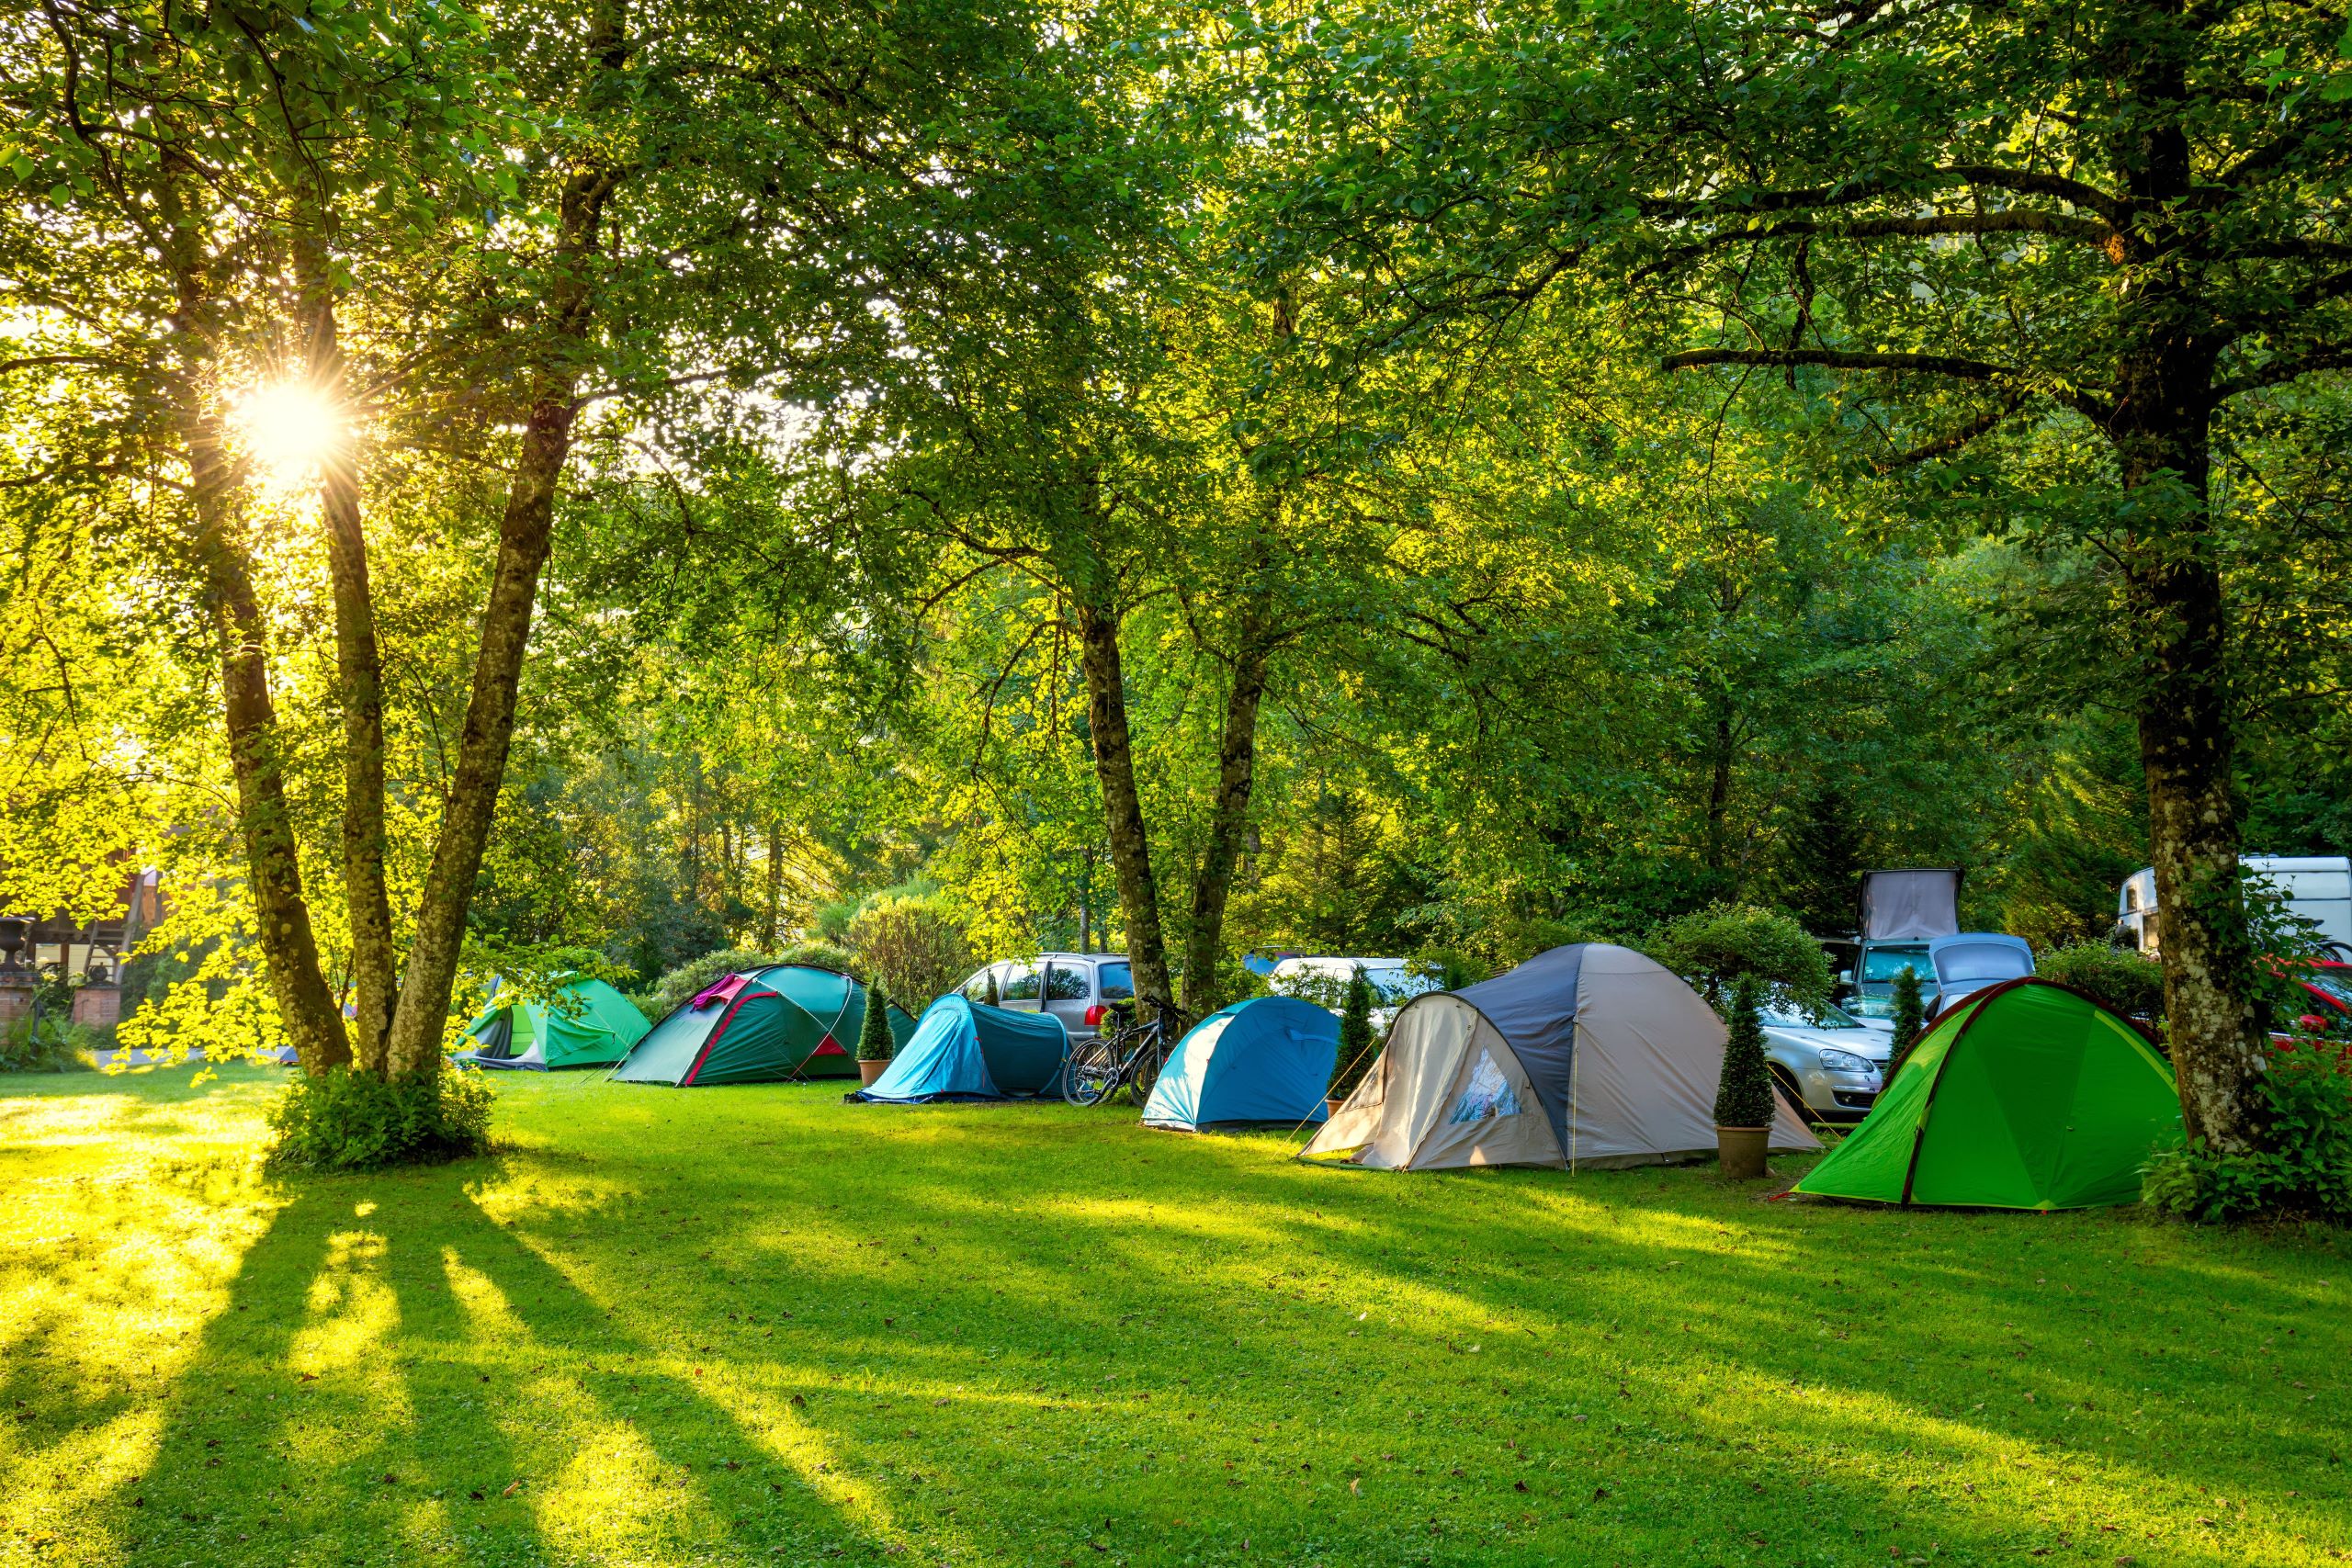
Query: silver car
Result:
<box><xmin>958</xmin><ymin>953</ymin><xmax>1135</xmax><ymax>1041</ymax></box>
<box><xmin>1759</xmin><ymin>993</ymin><xmax>1888</xmax><ymax>1124</ymax></box>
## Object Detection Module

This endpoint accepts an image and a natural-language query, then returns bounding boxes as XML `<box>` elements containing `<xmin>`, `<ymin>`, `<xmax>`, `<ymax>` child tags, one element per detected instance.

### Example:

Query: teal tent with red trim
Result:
<box><xmin>612</xmin><ymin>965</ymin><xmax>914</xmax><ymax>1087</ymax></box>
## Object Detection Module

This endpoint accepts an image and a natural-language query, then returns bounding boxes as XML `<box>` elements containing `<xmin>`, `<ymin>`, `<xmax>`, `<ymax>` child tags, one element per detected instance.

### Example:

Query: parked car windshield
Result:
<box><xmin>1860</xmin><ymin>947</ymin><xmax>1931</xmax><ymax>983</ymax></box>
<box><xmin>1933</xmin><ymin>942</ymin><xmax>2032</xmax><ymax>984</ymax></box>
<box><xmin>2302</xmin><ymin>970</ymin><xmax>2352</xmax><ymax>1009</ymax></box>
<box><xmin>1096</xmin><ymin>962</ymin><xmax>1134</xmax><ymax>1001</ymax></box>
<box><xmin>1758</xmin><ymin>992</ymin><xmax>1869</xmax><ymax>1030</ymax></box>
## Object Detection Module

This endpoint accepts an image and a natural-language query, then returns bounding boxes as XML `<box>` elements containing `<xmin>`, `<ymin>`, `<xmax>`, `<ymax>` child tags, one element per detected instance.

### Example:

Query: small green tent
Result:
<box><xmin>1792</xmin><ymin>977</ymin><xmax>2178</xmax><ymax>1211</ymax></box>
<box><xmin>612</xmin><ymin>964</ymin><xmax>915</xmax><ymax>1087</ymax></box>
<box><xmin>453</xmin><ymin>976</ymin><xmax>650</xmax><ymax>1071</ymax></box>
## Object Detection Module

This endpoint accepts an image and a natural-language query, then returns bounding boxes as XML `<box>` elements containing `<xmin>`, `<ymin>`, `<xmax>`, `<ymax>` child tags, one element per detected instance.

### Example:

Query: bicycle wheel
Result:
<box><xmin>1063</xmin><ymin>1039</ymin><xmax>1120</xmax><ymax>1108</ymax></box>
<box><xmin>1125</xmin><ymin>1035</ymin><xmax>1166</xmax><ymax>1104</ymax></box>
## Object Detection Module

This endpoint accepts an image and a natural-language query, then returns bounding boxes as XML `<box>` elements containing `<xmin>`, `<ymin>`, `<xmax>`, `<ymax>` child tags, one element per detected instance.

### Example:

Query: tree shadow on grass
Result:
<box><xmin>585</xmin><ymin>1108</ymin><xmax>2349</xmax><ymax>1567</ymax></box>
<box><xmin>32</xmin><ymin>1079</ymin><xmax>2347</xmax><ymax>1568</ymax></box>
<box><xmin>98</xmin><ymin>1164</ymin><xmax>920</xmax><ymax>1567</ymax></box>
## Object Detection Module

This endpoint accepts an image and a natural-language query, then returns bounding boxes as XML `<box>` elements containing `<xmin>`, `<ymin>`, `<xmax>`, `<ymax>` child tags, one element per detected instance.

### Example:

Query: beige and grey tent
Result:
<box><xmin>1300</xmin><ymin>943</ymin><xmax>1819</xmax><ymax>1170</ymax></box>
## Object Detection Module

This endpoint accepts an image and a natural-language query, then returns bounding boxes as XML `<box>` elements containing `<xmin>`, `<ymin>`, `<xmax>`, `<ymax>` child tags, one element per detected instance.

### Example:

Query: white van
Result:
<box><xmin>2119</xmin><ymin>856</ymin><xmax>2352</xmax><ymax>954</ymax></box>
<box><xmin>1265</xmin><ymin>956</ymin><xmax>1442</xmax><ymax>1032</ymax></box>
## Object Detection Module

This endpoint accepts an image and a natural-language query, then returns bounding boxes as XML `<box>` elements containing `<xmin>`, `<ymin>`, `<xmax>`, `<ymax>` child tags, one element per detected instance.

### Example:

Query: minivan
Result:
<box><xmin>957</xmin><ymin>953</ymin><xmax>1136</xmax><ymax>1042</ymax></box>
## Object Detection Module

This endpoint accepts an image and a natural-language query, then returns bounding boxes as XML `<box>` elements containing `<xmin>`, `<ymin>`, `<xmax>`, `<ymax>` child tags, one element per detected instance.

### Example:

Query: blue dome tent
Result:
<box><xmin>847</xmin><ymin>994</ymin><xmax>1070</xmax><ymax>1103</ymax></box>
<box><xmin>1142</xmin><ymin>996</ymin><xmax>1340</xmax><ymax>1132</ymax></box>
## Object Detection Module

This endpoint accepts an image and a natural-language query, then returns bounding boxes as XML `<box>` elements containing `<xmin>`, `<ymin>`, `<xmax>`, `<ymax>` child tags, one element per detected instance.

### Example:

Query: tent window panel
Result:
<box><xmin>1448</xmin><ymin>1048</ymin><xmax>1523</xmax><ymax>1123</ymax></box>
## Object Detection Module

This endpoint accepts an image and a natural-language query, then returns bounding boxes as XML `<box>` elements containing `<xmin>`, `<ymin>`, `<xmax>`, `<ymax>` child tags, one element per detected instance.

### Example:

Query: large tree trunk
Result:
<box><xmin>1181</xmin><ymin>617</ymin><xmax>1272</xmax><ymax>1017</ymax></box>
<box><xmin>1075</xmin><ymin>593</ymin><xmax>1176</xmax><ymax>1018</ymax></box>
<box><xmin>184</xmin><ymin>405</ymin><xmax>350</xmax><ymax>1073</ymax></box>
<box><xmin>2135</xmin><ymin>551</ymin><xmax>2264</xmax><ymax>1149</ymax></box>
<box><xmin>294</xmin><ymin>228</ymin><xmax>399</xmax><ymax>1074</ymax></box>
<box><xmin>2106</xmin><ymin>12</ymin><xmax>2267</xmax><ymax>1151</ymax></box>
<box><xmin>379</xmin><ymin>6</ymin><xmax>625</xmax><ymax>1077</ymax></box>
<box><xmin>380</xmin><ymin>401</ymin><xmax>576</xmax><ymax>1076</ymax></box>
<box><xmin>2119</xmin><ymin>385</ymin><xmax>2265</xmax><ymax>1149</ymax></box>
<box><xmin>156</xmin><ymin>159</ymin><xmax>347</xmax><ymax>1072</ymax></box>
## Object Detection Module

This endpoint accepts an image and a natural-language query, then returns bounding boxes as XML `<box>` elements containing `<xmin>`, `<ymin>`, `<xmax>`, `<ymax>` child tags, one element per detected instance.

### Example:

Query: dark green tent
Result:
<box><xmin>1792</xmin><ymin>977</ymin><xmax>2178</xmax><ymax>1211</ymax></box>
<box><xmin>612</xmin><ymin>964</ymin><xmax>914</xmax><ymax>1087</ymax></box>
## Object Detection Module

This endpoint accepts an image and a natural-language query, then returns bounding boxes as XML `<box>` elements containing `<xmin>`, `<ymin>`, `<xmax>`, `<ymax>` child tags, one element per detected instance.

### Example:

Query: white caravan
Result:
<box><xmin>2119</xmin><ymin>856</ymin><xmax>2352</xmax><ymax>955</ymax></box>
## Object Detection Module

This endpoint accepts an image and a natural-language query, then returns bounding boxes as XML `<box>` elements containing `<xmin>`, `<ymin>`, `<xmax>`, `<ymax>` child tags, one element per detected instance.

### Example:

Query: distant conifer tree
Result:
<box><xmin>1888</xmin><ymin>965</ymin><xmax>1927</xmax><ymax>1077</ymax></box>
<box><xmin>1332</xmin><ymin>966</ymin><xmax>1377</xmax><ymax>1099</ymax></box>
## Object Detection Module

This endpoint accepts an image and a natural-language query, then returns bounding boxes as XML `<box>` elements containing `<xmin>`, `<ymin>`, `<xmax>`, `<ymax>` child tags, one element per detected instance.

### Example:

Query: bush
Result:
<box><xmin>1490</xmin><ymin>916</ymin><xmax>1604</xmax><ymax>968</ymax></box>
<box><xmin>0</xmin><ymin>1015</ymin><xmax>101</xmax><ymax>1073</ymax></box>
<box><xmin>857</xmin><ymin>979</ymin><xmax>896</xmax><ymax>1062</ymax></box>
<box><xmin>647</xmin><ymin>947</ymin><xmax>775</xmax><ymax>1019</ymax></box>
<box><xmin>1713</xmin><ymin>974</ymin><xmax>1776</xmax><ymax>1128</ymax></box>
<box><xmin>2143</xmin><ymin>1040</ymin><xmax>2352</xmax><ymax>1224</ymax></box>
<box><xmin>265</xmin><ymin>1068</ymin><xmax>495</xmax><ymax>1173</ymax></box>
<box><xmin>1200</xmin><ymin>954</ymin><xmax>1270</xmax><ymax>1013</ymax></box>
<box><xmin>777</xmin><ymin>939</ymin><xmax>859</xmax><ymax>976</ymax></box>
<box><xmin>812</xmin><ymin>900</ymin><xmax>859</xmax><ymax>943</ymax></box>
<box><xmin>1413</xmin><ymin>947</ymin><xmax>1488</xmax><ymax>990</ymax></box>
<box><xmin>2038</xmin><ymin>942</ymin><xmax>2165</xmax><ymax>1022</ymax></box>
<box><xmin>1331</xmin><ymin>966</ymin><xmax>1377</xmax><ymax>1100</ymax></box>
<box><xmin>1640</xmin><ymin>903</ymin><xmax>1833</xmax><ymax>1010</ymax></box>
<box><xmin>847</xmin><ymin>895</ymin><xmax>975</xmax><ymax>1011</ymax></box>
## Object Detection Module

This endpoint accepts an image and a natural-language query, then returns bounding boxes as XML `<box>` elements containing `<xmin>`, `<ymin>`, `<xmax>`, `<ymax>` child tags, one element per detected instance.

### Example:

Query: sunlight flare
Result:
<box><xmin>232</xmin><ymin>380</ymin><xmax>343</xmax><ymax>481</ymax></box>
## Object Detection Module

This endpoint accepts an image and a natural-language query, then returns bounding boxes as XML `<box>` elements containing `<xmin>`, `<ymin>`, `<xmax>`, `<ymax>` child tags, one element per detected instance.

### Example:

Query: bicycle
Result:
<box><xmin>1063</xmin><ymin>1002</ymin><xmax>1180</xmax><ymax>1108</ymax></box>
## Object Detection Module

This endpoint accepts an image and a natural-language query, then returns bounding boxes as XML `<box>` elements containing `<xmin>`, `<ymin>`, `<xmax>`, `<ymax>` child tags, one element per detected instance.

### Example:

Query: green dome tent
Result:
<box><xmin>1792</xmin><ymin>977</ymin><xmax>2178</xmax><ymax>1211</ymax></box>
<box><xmin>612</xmin><ymin>964</ymin><xmax>915</xmax><ymax>1087</ymax></box>
<box><xmin>453</xmin><ymin>976</ymin><xmax>650</xmax><ymax>1071</ymax></box>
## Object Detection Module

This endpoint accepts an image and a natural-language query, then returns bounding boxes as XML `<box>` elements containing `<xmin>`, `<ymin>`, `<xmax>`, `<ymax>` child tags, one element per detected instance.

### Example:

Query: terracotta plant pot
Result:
<box><xmin>858</xmin><ymin>1057</ymin><xmax>889</xmax><ymax>1088</ymax></box>
<box><xmin>1715</xmin><ymin>1124</ymin><xmax>1770</xmax><ymax>1179</ymax></box>
<box><xmin>1324</xmin><ymin>1096</ymin><xmax>1346</xmax><ymax>1121</ymax></box>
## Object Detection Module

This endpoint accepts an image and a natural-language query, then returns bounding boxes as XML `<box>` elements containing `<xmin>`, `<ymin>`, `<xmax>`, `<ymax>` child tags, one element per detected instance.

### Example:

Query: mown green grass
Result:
<box><xmin>2</xmin><ymin>1065</ymin><xmax>2346</xmax><ymax>1568</ymax></box>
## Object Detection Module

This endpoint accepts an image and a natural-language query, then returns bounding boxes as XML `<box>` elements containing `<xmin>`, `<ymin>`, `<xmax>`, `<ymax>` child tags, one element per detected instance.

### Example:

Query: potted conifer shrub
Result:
<box><xmin>856</xmin><ymin>980</ymin><xmax>895</xmax><ymax>1089</ymax></box>
<box><xmin>1713</xmin><ymin>973</ymin><xmax>1775</xmax><ymax>1179</ymax></box>
<box><xmin>1328</xmin><ymin>966</ymin><xmax>1376</xmax><ymax>1119</ymax></box>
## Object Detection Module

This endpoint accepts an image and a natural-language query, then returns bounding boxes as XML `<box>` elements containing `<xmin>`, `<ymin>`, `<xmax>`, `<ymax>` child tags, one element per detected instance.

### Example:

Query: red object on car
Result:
<box><xmin>2295</xmin><ymin>961</ymin><xmax>2352</xmax><ymax>1026</ymax></box>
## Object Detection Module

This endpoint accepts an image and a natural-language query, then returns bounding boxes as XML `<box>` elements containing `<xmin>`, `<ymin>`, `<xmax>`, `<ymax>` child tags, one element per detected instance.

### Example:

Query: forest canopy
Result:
<box><xmin>4</xmin><ymin>0</ymin><xmax>2349</xmax><ymax>1167</ymax></box>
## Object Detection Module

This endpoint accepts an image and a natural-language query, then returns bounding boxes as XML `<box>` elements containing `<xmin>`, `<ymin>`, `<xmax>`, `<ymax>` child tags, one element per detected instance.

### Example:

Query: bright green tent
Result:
<box><xmin>1792</xmin><ymin>978</ymin><xmax>2178</xmax><ymax>1211</ymax></box>
<box><xmin>453</xmin><ymin>976</ymin><xmax>650</xmax><ymax>1071</ymax></box>
<box><xmin>612</xmin><ymin>964</ymin><xmax>915</xmax><ymax>1087</ymax></box>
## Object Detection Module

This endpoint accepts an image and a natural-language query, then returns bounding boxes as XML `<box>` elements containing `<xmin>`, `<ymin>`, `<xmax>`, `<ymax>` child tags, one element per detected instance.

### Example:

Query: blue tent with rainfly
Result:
<box><xmin>847</xmin><ymin>994</ymin><xmax>1070</xmax><ymax>1103</ymax></box>
<box><xmin>1142</xmin><ymin>996</ymin><xmax>1340</xmax><ymax>1132</ymax></box>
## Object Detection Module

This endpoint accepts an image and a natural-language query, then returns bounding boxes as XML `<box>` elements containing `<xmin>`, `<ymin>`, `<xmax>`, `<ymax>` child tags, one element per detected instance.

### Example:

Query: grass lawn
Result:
<box><xmin>2</xmin><ymin>1066</ymin><xmax>2347</xmax><ymax>1568</ymax></box>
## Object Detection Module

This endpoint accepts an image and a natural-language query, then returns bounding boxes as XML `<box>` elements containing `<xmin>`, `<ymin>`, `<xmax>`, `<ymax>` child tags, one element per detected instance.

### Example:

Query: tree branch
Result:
<box><xmin>2212</xmin><ymin>344</ymin><xmax>2352</xmax><ymax>400</ymax></box>
<box><xmin>1872</xmin><ymin>396</ymin><xmax>2024</xmax><ymax>469</ymax></box>
<box><xmin>1641</xmin><ymin>164</ymin><xmax>2126</xmax><ymax>225</ymax></box>
<box><xmin>1661</xmin><ymin>347</ymin><xmax>2013</xmax><ymax>378</ymax></box>
<box><xmin>1665</xmin><ymin>348</ymin><xmax>2114</xmax><ymax>423</ymax></box>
